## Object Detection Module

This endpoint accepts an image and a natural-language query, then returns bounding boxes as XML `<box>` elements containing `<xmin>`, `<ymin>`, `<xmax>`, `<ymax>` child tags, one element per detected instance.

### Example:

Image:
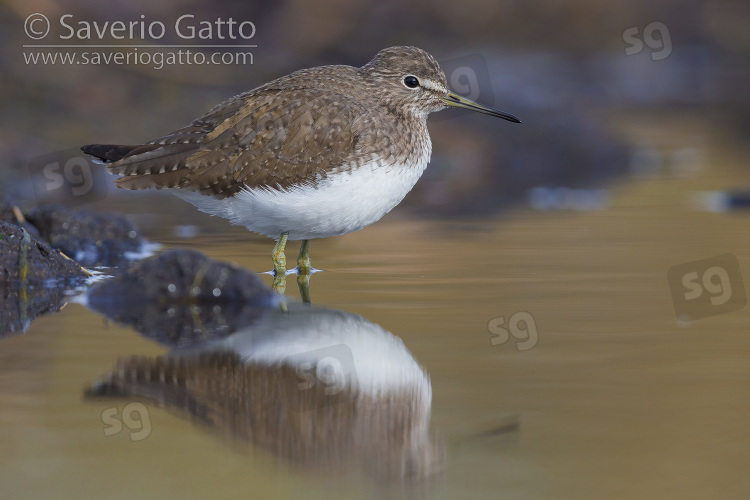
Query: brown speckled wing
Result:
<box><xmin>112</xmin><ymin>88</ymin><xmax>365</xmax><ymax>198</ymax></box>
<box><xmin>102</xmin><ymin>120</ymin><xmax>213</xmax><ymax>190</ymax></box>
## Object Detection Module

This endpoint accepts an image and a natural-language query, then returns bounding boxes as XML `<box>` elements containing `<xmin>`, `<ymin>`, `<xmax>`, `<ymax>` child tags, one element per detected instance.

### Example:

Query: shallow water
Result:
<box><xmin>2</xmin><ymin>115</ymin><xmax>750</xmax><ymax>499</ymax></box>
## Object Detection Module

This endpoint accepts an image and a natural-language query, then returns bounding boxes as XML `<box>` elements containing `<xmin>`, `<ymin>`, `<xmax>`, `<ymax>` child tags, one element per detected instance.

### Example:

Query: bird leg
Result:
<box><xmin>295</xmin><ymin>240</ymin><xmax>316</xmax><ymax>304</ymax></box>
<box><xmin>296</xmin><ymin>274</ymin><xmax>311</xmax><ymax>304</ymax></box>
<box><xmin>272</xmin><ymin>232</ymin><xmax>289</xmax><ymax>276</ymax></box>
<box><xmin>271</xmin><ymin>232</ymin><xmax>289</xmax><ymax>297</ymax></box>
<box><xmin>271</xmin><ymin>232</ymin><xmax>289</xmax><ymax>298</ymax></box>
<box><xmin>296</xmin><ymin>240</ymin><xmax>311</xmax><ymax>275</ymax></box>
<box><xmin>295</xmin><ymin>240</ymin><xmax>312</xmax><ymax>303</ymax></box>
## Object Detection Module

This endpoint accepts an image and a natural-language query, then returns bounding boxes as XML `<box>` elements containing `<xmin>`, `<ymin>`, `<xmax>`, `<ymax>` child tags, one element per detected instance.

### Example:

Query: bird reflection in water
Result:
<box><xmin>83</xmin><ymin>252</ymin><xmax>444</xmax><ymax>486</ymax></box>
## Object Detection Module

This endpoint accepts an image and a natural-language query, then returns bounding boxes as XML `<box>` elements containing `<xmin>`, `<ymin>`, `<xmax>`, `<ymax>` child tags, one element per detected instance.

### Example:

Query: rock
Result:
<box><xmin>86</xmin><ymin>249</ymin><xmax>282</xmax><ymax>348</ymax></box>
<box><xmin>24</xmin><ymin>205</ymin><xmax>146</xmax><ymax>267</ymax></box>
<box><xmin>0</xmin><ymin>221</ymin><xmax>88</xmax><ymax>335</ymax></box>
<box><xmin>0</xmin><ymin>221</ymin><xmax>88</xmax><ymax>283</ymax></box>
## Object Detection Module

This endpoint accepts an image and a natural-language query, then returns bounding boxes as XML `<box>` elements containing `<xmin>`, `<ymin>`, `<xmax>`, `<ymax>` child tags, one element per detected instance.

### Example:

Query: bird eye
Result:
<box><xmin>403</xmin><ymin>76</ymin><xmax>420</xmax><ymax>89</ymax></box>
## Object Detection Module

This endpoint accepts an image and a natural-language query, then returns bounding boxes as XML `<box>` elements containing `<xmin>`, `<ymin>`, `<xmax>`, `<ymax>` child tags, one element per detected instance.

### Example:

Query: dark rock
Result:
<box><xmin>0</xmin><ymin>221</ymin><xmax>88</xmax><ymax>283</ymax></box>
<box><xmin>0</xmin><ymin>221</ymin><xmax>88</xmax><ymax>336</ymax></box>
<box><xmin>86</xmin><ymin>249</ymin><xmax>282</xmax><ymax>348</ymax></box>
<box><xmin>23</xmin><ymin>205</ymin><xmax>146</xmax><ymax>267</ymax></box>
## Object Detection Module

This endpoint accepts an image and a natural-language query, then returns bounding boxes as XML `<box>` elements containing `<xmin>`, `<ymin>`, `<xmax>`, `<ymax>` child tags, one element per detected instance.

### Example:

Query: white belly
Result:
<box><xmin>171</xmin><ymin>154</ymin><xmax>429</xmax><ymax>240</ymax></box>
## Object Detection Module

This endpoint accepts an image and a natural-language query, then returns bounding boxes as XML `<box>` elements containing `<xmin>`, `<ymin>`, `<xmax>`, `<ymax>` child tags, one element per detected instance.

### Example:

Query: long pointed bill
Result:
<box><xmin>441</xmin><ymin>91</ymin><xmax>521</xmax><ymax>123</ymax></box>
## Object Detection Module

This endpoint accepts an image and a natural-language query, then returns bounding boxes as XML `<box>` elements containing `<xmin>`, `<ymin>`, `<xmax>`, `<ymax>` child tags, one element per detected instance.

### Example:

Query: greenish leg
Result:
<box><xmin>296</xmin><ymin>239</ymin><xmax>311</xmax><ymax>275</ymax></box>
<box><xmin>272</xmin><ymin>232</ymin><xmax>289</xmax><ymax>276</ymax></box>
<box><xmin>272</xmin><ymin>272</ymin><xmax>287</xmax><ymax>297</ymax></box>
<box><xmin>296</xmin><ymin>240</ymin><xmax>312</xmax><ymax>304</ymax></box>
<box><xmin>296</xmin><ymin>273</ymin><xmax>311</xmax><ymax>304</ymax></box>
<box><xmin>271</xmin><ymin>232</ymin><xmax>289</xmax><ymax>300</ymax></box>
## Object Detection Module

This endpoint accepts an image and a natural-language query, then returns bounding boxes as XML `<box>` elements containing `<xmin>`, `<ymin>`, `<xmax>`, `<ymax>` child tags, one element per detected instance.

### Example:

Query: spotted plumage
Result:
<box><xmin>82</xmin><ymin>46</ymin><xmax>520</xmax><ymax>279</ymax></box>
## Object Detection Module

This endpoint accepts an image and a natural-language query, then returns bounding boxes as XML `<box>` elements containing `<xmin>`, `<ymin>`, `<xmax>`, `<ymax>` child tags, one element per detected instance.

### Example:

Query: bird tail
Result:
<box><xmin>81</xmin><ymin>142</ymin><xmax>200</xmax><ymax>191</ymax></box>
<box><xmin>81</xmin><ymin>143</ymin><xmax>164</xmax><ymax>163</ymax></box>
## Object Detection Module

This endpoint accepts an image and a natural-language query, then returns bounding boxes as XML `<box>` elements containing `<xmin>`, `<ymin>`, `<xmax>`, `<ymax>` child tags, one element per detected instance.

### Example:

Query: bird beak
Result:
<box><xmin>441</xmin><ymin>91</ymin><xmax>521</xmax><ymax>123</ymax></box>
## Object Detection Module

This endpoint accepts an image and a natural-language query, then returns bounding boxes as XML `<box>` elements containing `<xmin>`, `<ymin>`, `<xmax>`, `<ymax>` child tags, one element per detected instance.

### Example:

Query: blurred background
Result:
<box><xmin>3</xmin><ymin>2</ymin><xmax>750</xmax><ymax>499</ymax></box>
<box><xmin>2</xmin><ymin>0</ymin><xmax>749</xmax><ymax>217</ymax></box>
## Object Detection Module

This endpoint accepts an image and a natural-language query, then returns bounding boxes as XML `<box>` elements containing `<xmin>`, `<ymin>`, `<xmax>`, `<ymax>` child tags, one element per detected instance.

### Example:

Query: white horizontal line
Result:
<box><xmin>23</xmin><ymin>45</ymin><xmax>258</xmax><ymax>48</ymax></box>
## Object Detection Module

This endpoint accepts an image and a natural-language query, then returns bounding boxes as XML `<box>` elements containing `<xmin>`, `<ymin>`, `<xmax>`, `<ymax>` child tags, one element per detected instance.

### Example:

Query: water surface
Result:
<box><xmin>2</xmin><ymin>116</ymin><xmax>750</xmax><ymax>499</ymax></box>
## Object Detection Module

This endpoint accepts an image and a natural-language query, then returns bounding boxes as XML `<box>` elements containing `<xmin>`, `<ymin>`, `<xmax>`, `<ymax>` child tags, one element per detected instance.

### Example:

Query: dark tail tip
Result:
<box><xmin>81</xmin><ymin>144</ymin><xmax>161</xmax><ymax>162</ymax></box>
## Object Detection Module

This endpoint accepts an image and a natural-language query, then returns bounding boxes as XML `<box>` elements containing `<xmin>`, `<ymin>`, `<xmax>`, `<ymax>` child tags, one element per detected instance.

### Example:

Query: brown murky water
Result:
<box><xmin>2</xmin><ymin>115</ymin><xmax>750</xmax><ymax>499</ymax></box>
